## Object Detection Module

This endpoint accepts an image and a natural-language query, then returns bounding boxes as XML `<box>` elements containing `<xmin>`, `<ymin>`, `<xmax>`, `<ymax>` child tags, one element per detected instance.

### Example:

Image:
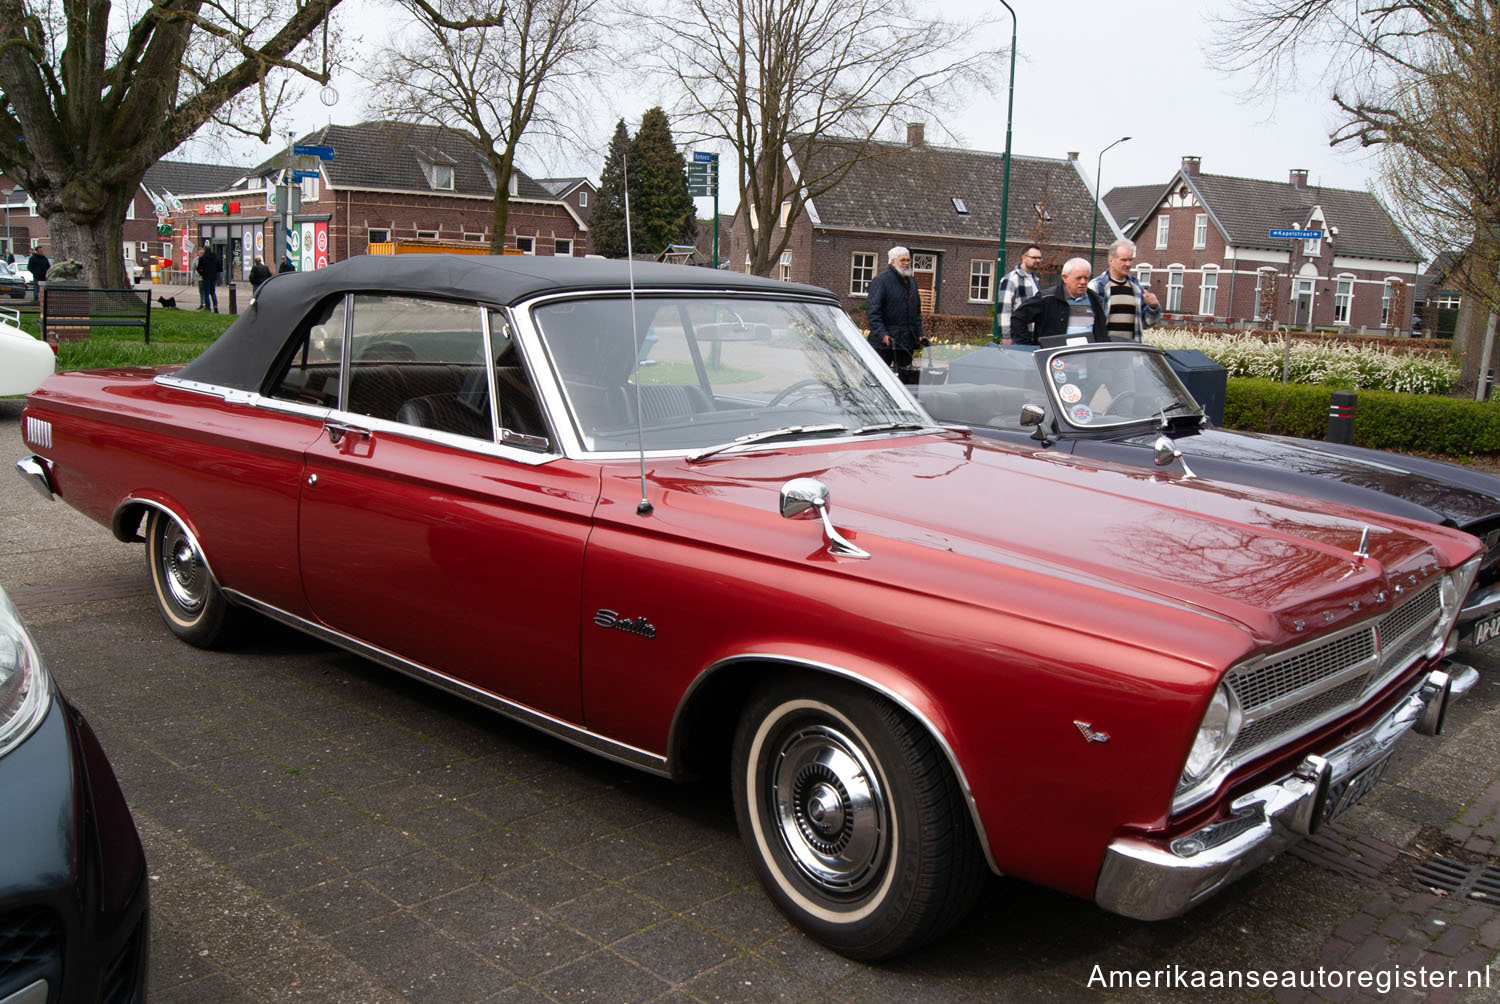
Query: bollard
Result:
<box><xmin>227</xmin><ymin>283</ymin><xmax>237</xmax><ymax>315</ymax></box>
<box><xmin>1327</xmin><ymin>390</ymin><xmax>1357</xmax><ymax>445</ymax></box>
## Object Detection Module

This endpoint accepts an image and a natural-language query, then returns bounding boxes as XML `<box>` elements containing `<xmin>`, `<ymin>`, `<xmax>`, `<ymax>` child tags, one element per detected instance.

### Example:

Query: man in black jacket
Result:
<box><xmin>195</xmin><ymin>245</ymin><xmax>223</xmax><ymax>311</ymax></box>
<box><xmin>1010</xmin><ymin>258</ymin><xmax>1108</xmax><ymax>345</ymax></box>
<box><xmin>865</xmin><ymin>246</ymin><xmax>928</xmax><ymax>370</ymax></box>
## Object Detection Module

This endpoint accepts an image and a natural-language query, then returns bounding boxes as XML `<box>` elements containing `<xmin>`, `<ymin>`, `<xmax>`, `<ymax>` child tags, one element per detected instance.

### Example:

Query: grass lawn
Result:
<box><xmin>12</xmin><ymin>303</ymin><xmax>231</xmax><ymax>370</ymax></box>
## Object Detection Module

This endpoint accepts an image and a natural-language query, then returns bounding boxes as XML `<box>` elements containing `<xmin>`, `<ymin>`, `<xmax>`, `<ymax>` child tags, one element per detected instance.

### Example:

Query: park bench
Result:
<box><xmin>41</xmin><ymin>285</ymin><xmax>151</xmax><ymax>344</ymax></box>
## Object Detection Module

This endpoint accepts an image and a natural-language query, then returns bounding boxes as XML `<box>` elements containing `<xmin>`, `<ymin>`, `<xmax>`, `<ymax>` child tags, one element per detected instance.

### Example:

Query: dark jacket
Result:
<box><xmin>248</xmin><ymin>262</ymin><xmax>273</xmax><ymax>289</ymax></box>
<box><xmin>279</xmin><ymin>257</ymin><xmax>297</xmax><ymax>274</ymax></box>
<box><xmin>195</xmin><ymin>250</ymin><xmax>223</xmax><ymax>284</ymax></box>
<box><xmin>865</xmin><ymin>266</ymin><xmax>925</xmax><ymax>352</ymax></box>
<box><xmin>27</xmin><ymin>252</ymin><xmax>49</xmax><ymax>284</ymax></box>
<box><xmin>1010</xmin><ymin>282</ymin><xmax>1108</xmax><ymax>345</ymax></box>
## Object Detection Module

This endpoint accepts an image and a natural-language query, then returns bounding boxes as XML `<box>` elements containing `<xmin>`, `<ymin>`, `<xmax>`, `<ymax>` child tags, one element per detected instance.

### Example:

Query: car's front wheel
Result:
<box><xmin>145</xmin><ymin>508</ymin><xmax>239</xmax><ymax>647</ymax></box>
<box><xmin>732</xmin><ymin>676</ymin><xmax>985</xmax><ymax>959</ymax></box>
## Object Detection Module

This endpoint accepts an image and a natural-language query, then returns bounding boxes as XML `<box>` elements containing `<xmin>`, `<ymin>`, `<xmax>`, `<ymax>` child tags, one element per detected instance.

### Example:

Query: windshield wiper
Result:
<box><xmin>686</xmin><ymin>423</ymin><xmax>849</xmax><ymax>463</ymax></box>
<box><xmin>852</xmin><ymin>421</ymin><xmax>942</xmax><ymax>436</ymax></box>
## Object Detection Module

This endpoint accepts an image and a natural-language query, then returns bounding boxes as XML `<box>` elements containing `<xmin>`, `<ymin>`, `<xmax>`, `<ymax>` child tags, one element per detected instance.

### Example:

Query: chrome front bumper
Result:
<box><xmin>1095</xmin><ymin>663</ymin><xmax>1475</xmax><ymax>921</ymax></box>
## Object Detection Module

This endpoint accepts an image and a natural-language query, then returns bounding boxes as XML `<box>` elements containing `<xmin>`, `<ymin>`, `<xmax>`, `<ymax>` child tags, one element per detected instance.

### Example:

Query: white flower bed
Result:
<box><xmin>1145</xmin><ymin>329</ymin><xmax>1459</xmax><ymax>396</ymax></box>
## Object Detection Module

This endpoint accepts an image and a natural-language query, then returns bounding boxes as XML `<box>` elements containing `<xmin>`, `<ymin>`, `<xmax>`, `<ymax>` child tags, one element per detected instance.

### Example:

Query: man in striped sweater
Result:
<box><xmin>1088</xmin><ymin>239</ymin><xmax>1160</xmax><ymax>341</ymax></box>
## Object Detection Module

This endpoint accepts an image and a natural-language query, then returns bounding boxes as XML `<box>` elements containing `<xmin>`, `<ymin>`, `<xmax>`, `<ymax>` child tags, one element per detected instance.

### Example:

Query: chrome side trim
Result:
<box><xmin>1458</xmin><ymin>581</ymin><xmax>1500</xmax><ymax>628</ymax></box>
<box><xmin>669</xmin><ymin>653</ymin><xmax>1000</xmax><ymax>874</ymax></box>
<box><xmin>15</xmin><ymin>455</ymin><xmax>55</xmax><ymax>501</ymax></box>
<box><xmin>223</xmin><ymin>590</ymin><xmax>671</xmax><ymax>776</ymax></box>
<box><xmin>1097</xmin><ymin>664</ymin><xmax>1470</xmax><ymax>920</ymax></box>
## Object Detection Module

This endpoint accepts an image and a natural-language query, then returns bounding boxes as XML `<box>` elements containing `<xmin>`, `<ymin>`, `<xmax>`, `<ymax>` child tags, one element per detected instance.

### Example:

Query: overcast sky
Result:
<box><xmin>186</xmin><ymin>0</ymin><xmax>1381</xmax><ymax>210</ymax></box>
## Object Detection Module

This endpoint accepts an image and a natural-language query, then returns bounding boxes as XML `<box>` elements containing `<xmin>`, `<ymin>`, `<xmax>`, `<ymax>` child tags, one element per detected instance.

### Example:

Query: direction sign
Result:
<box><xmin>293</xmin><ymin>144</ymin><xmax>336</xmax><ymax>160</ymax></box>
<box><xmin>1269</xmin><ymin>228</ymin><xmax>1322</xmax><ymax>239</ymax></box>
<box><xmin>693</xmin><ymin>151</ymin><xmax>717</xmax><ymax>162</ymax></box>
<box><xmin>292</xmin><ymin>169</ymin><xmax>321</xmax><ymax>181</ymax></box>
<box><xmin>685</xmin><ymin>160</ymin><xmax>717</xmax><ymax>197</ymax></box>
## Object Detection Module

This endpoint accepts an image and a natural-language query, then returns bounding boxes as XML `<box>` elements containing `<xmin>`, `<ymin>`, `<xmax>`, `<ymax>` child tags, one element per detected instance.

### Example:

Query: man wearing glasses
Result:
<box><xmin>995</xmin><ymin>245</ymin><xmax>1044</xmax><ymax>345</ymax></box>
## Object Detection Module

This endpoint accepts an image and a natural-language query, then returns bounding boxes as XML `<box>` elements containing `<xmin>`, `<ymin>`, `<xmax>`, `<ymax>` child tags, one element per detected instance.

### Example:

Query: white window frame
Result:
<box><xmin>416</xmin><ymin>229</ymin><xmax>439</xmax><ymax>240</ymax></box>
<box><xmin>578</xmin><ymin>191</ymin><xmax>588</xmax><ymax>208</ymax></box>
<box><xmin>1193</xmin><ymin>214</ymin><xmax>1207</xmax><ymax>249</ymax></box>
<box><xmin>1333</xmin><ymin>275</ymin><xmax>1354</xmax><ymax>324</ymax></box>
<box><xmin>123</xmin><ymin>242</ymin><xmax>136</xmax><ymax>262</ymax></box>
<box><xmin>1166</xmin><ymin>267</ymin><xmax>1184</xmax><ymax>312</ymax></box>
<box><xmin>969</xmin><ymin>259</ymin><xmax>992</xmax><ymax>303</ymax></box>
<box><xmin>516</xmin><ymin>235</ymin><xmax>535</xmax><ymax>255</ymax></box>
<box><xmin>748</xmin><ymin>205</ymin><xmax>759</xmax><ymax>231</ymax></box>
<box><xmin>1135</xmin><ymin>264</ymin><xmax>1152</xmax><ymax>288</ymax></box>
<box><xmin>1155</xmin><ymin>216</ymin><xmax>1170</xmax><ymax>250</ymax></box>
<box><xmin>778</xmin><ymin>250</ymin><xmax>791</xmax><ymax>281</ymax></box>
<box><xmin>368</xmin><ymin>228</ymin><xmax>390</xmax><ymax>244</ymax></box>
<box><xmin>430</xmin><ymin>164</ymin><xmax>454</xmax><ymax>191</ymax></box>
<box><xmin>850</xmin><ymin>252</ymin><xmax>876</xmax><ymax>296</ymax></box>
<box><xmin>462</xmin><ymin>232</ymin><xmax>485</xmax><ymax>243</ymax></box>
<box><xmin>1198</xmin><ymin>266</ymin><xmax>1218</xmax><ymax>315</ymax></box>
<box><xmin>1253</xmin><ymin>268</ymin><xmax>1277</xmax><ymax>321</ymax></box>
<box><xmin>1305</xmin><ymin>233</ymin><xmax>1322</xmax><ymax>257</ymax></box>
<box><xmin>554</xmin><ymin>238</ymin><xmax>572</xmax><ymax>256</ymax></box>
<box><xmin>779</xmin><ymin>201</ymin><xmax>791</xmax><ymax>228</ymax></box>
<box><xmin>1381</xmin><ymin>279</ymin><xmax>1397</xmax><ymax>326</ymax></box>
<box><xmin>301</xmin><ymin>175</ymin><xmax>319</xmax><ymax>202</ymax></box>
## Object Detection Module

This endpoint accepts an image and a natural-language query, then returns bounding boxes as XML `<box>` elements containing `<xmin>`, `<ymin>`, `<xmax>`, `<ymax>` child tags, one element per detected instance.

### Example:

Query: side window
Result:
<box><xmin>265</xmin><ymin>296</ymin><xmax>347</xmax><ymax>407</ymax></box>
<box><xmin>345</xmin><ymin>295</ymin><xmax>494</xmax><ymax>441</ymax></box>
<box><xmin>488</xmin><ymin>311</ymin><xmax>549</xmax><ymax>447</ymax></box>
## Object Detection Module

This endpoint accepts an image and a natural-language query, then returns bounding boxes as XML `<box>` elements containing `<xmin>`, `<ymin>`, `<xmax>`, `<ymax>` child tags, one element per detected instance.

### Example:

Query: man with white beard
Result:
<box><xmin>865</xmin><ymin>245</ymin><xmax>928</xmax><ymax>374</ymax></box>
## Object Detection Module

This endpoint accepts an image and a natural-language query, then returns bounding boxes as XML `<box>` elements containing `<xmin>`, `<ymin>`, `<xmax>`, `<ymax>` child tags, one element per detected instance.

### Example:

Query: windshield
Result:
<box><xmin>529</xmin><ymin>295</ymin><xmax>924</xmax><ymax>452</ymax></box>
<box><xmin>1042</xmin><ymin>347</ymin><xmax>1200</xmax><ymax>429</ymax></box>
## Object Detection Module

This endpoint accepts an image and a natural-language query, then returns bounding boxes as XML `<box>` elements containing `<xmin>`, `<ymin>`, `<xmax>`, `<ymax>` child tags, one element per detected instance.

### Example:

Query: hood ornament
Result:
<box><xmin>1354</xmin><ymin>525</ymin><xmax>1371</xmax><ymax>560</ymax></box>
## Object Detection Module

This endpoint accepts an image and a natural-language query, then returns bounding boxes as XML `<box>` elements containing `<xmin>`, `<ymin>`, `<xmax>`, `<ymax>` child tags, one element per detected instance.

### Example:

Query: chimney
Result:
<box><xmin>1066</xmin><ymin>151</ymin><xmax>1079</xmax><ymax>161</ymax></box>
<box><xmin>1289</xmin><ymin>169</ymin><xmax>1308</xmax><ymax>190</ymax></box>
<box><xmin>907</xmin><ymin>123</ymin><xmax>925</xmax><ymax>147</ymax></box>
<box><xmin>1181</xmin><ymin>155</ymin><xmax>1201</xmax><ymax>177</ymax></box>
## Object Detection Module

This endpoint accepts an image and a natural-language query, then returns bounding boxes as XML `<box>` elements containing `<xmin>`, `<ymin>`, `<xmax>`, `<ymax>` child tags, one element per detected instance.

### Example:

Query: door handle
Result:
<box><xmin>325</xmin><ymin>421</ymin><xmax>371</xmax><ymax>445</ymax></box>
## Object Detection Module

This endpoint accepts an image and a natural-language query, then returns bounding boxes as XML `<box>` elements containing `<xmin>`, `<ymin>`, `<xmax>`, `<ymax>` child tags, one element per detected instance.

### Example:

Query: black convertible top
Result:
<box><xmin>176</xmin><ymin>254</ymin><xmax>835</xmax><ymax>392</ymax></box>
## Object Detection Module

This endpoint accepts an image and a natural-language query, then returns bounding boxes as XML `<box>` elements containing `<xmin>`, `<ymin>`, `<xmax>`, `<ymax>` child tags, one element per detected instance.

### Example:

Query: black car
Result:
<box><xmin>912</xmin><ymin>342</ymin><xmax>1500</xmax><ymax>648</ymax></box>
<box><xmin>0</xmin><ymin>262</ymin><xmax>28</xmax><ymax>299</ymax></box>
<box><xmin>0</xmin><ymin>586</ymin><xmax>149</xmax><ymax>1003</ymax></box>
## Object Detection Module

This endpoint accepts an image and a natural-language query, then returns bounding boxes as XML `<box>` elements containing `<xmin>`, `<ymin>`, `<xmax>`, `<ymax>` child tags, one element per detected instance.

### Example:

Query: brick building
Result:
<box><xmin>1105</xmin><ymin>157</ymin><xmax>1422</xmax><ymax>332</ymax></box>
<box><xmin>730</xmin><ymin>124</ymin><xmax>1117</xmax><ymax>319</ymax></box>
<box><xmin>156</xmin><ymin>121</ymin><xmax>590</xmax><ymax>282</ymax></box>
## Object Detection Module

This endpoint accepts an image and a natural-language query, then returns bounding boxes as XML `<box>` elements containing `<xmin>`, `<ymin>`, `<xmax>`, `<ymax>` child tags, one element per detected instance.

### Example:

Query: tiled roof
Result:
<box><xmin>1130</xmin><ymin>170</ymin><xmax>1419</xmax><ymax>263</ymax></box>
<box><xmin>247</xmin><ymin>121</ymin><xmax>555</xmax><ymax>201</ymax></box>
<box><xmin>1103</xmin><ymin>185</ymin><xmax>1160</xmax><ymax>233</ymax></box>
<box><xmin>794</xmin><ymin>135</ymin><xmax>1104</xmax><ymax>245</ymax></box>
<box><xmin>143</xmin><ymin>161</ymin><xmax>252</xmax><ymax>198</ymax></box>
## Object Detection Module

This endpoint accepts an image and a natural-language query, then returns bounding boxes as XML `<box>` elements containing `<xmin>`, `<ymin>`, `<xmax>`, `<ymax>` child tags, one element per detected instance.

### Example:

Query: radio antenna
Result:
<box><xmin>623</xmin><ymin>156</ymin><xmax>653</xmax><ymax>516</ymax></box>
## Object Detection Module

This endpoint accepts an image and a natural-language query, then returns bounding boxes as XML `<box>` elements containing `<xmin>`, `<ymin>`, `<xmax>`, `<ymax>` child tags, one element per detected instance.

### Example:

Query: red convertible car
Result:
<box><xmin>14</xmin><ymin>255</ymin><xmax>1484</xmax><ymax>958</ymax></box>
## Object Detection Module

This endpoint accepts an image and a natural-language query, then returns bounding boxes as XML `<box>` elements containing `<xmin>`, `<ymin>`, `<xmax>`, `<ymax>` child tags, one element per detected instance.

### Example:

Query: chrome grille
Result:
<box><xmin>1178</xmin><ymin>579</ymin><xmax>1448</xmax><ymax>813</ymax></box>
<box><xmin>1228</xmin><ymin>628</ymin><xmax>1376</xmax><ymax>709</ymax></box>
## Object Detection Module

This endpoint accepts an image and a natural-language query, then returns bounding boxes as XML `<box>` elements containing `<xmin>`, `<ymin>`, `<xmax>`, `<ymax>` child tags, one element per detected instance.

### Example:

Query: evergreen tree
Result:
<box><xmin>628</xmin><ymin>108</ymin><xmax>697</xmax><ymax>257</ymax></box>
<box><xmin>592</xmin><ymin>119</ymin><xmax>632</xmax><ymax>258</ymax></box>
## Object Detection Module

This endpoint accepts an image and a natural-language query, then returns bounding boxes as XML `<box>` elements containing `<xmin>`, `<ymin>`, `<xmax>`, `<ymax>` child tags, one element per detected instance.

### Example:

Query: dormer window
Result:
<box><xmin>430</xmin><ymin>164</ymin><xmax>454</xmax><ymax>190</ymax></box>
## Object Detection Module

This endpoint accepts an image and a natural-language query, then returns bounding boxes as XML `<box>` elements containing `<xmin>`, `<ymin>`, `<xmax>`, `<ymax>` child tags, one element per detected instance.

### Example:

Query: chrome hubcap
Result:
<box><xmin>160</xmin><ymin>522</ymin><xmax>205</xmax><ymax>613</ymax></box>
<box><xmin>771</xmin><ymin>724</ymin><xmax>887</xmax><ymax>894</ymax></box>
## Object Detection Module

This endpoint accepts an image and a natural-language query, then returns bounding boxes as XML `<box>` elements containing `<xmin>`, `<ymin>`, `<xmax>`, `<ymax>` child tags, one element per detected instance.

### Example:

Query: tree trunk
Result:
<box><xmin>44</xmin><ymin>183</ymin><xmax>136</xmax><ymax>288</ymax></box>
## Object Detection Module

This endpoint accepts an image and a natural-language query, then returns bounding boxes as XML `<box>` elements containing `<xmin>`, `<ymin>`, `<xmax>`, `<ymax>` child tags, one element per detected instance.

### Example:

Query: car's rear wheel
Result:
<box><xmin>145</xmin><ymin>508</ymin><xmax>238</xmax><ymax>647</ymax></box>
<box><xmin>732</xmin><ymin>675</ymin><xmax>985</xmax><ymax>959</ymax></box>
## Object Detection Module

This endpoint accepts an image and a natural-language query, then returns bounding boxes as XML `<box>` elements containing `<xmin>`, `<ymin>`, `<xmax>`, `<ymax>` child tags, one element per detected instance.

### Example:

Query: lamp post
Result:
<box><xmin>1089</xmin><ymin>135</ymin><xmax>1130</xmax><ymax>273</ymax></box>
<box><xmin>989</xmin><ymin>0</ymin><xmax>1017</xmax><ymax>343</ymax></box>
<box><xmin>3</xmin><ymin>187</ymin><xmax>12</xmax><ymax>261</ymax></box>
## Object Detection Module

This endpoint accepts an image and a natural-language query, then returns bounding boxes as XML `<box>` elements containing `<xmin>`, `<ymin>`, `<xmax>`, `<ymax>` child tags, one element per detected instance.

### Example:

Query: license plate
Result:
<box><xmin>1470</xmin><ymin>611</ymin><xmax>1500</xmax><ymax>647</ymax></box>
<box><xmin>1324</xmin><ymin>755</ymin><xmax>1390</xmax><ymax>824</ymax></box>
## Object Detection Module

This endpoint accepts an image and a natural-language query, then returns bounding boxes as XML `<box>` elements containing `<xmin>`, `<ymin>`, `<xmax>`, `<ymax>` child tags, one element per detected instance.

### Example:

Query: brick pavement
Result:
<box><xmin>2</xmin><ymin>397</ymin><xmax>1498</xmax><ymax>1001</ymax></box>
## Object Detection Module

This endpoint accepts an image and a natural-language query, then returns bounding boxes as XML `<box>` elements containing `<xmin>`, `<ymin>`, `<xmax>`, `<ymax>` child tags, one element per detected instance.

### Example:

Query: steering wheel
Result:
<box><xmin>1106</xmin><ymin>389</ymin><xmax>1141</xmax><ymax>414</ymax></box>
<box><xmin>768</xmin><ymin>378</ymin><xmax>839</xmax><ymax>408</ymax></box>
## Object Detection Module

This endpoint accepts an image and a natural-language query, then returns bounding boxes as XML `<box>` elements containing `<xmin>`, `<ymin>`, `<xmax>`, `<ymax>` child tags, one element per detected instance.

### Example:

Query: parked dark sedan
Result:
<box><xmin>0</xmin><ymin>586</ymin><xmax>149</xmax><ymax>1003</ymax></box>
<box><xmin>912</xmin><ymin>342</ymin><xmax>1500</xmax><ymax>648</ymax></box>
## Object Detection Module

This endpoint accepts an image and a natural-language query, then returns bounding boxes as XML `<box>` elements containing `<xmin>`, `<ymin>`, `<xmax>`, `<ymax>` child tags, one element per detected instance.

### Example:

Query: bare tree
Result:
<box><xmin>0</xmin><ymin>0</ymin><xmax>349</xmax><ymax>285</ymax></box>
<box><xmin>1211</xmin><ymin>1</ymin><xmax>1500</xmax><ymax>387</ymax></box>
<box><xmin>364</xmin><ymin>0</ymin><xmax>607</xmax><ymax>254</ymax></box>
<box><xmin>632</xmin><ymin>0</ymin><xmax>1002</xmax><ymax>276</ymax></box>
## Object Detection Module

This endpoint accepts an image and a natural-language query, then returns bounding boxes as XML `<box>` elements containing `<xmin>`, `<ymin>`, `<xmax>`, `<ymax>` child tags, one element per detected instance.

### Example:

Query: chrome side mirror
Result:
<box><xmin>780</xmin><ymin>478</ymin><xmax>870</xmax><ymax>559</ymax></box>
<box><xmin>1153</xmin><ymin>435</ymin><xmax>1196</xmax><ymax>477</ymax></box>
<box><xmin>1019</xmin><ymin>404</ymin><xmax>1045</xmax><ymax>427</ymax></box>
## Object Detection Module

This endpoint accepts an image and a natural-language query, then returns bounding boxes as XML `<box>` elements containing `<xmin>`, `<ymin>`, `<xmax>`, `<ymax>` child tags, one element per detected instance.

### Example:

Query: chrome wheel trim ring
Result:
<box><xmin>770</xmin><ymin>723</ymin><xmax>888</xmax><ymax>894</ymax></box>
<box><xmin>159</xmin><ymin>520</ymin><xmax>206</xmax><ymax>614</ymax></box>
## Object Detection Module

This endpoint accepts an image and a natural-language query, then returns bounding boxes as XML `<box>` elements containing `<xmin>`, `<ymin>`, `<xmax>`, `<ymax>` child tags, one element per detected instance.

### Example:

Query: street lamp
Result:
<box><xmin>989</xmin><ymin>0</ymin><xmax>1017</xmax><ymax>343</ymax></box>
<box><xmin>3</xmin><ymin>187</ymin><xmax>12</xmax><ymax>262</ymax></box>
<box><xmin>1089</xmin><ymin>136</ymin><xmax>1130</xmax><ymax>273</ymax></box>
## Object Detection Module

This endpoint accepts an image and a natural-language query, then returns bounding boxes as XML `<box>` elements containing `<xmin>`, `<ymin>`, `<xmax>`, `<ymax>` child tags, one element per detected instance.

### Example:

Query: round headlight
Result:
<box><xmin>0</xmin><ymin>590</ymin><xmax>53</xmax><ymax>758</ymax></box>
<box><xmin>1183</xmin><ymin>683</ymin><xmax>1242</xmax><ymax>783</ymax></box>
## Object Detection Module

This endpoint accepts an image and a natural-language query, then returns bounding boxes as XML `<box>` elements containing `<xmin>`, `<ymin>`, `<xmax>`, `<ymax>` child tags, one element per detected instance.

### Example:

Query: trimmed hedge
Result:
<box><xmin>1224</xmin><ymin>377</ymin><xmax>1500</xmax><ymax>457</ymax></box>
